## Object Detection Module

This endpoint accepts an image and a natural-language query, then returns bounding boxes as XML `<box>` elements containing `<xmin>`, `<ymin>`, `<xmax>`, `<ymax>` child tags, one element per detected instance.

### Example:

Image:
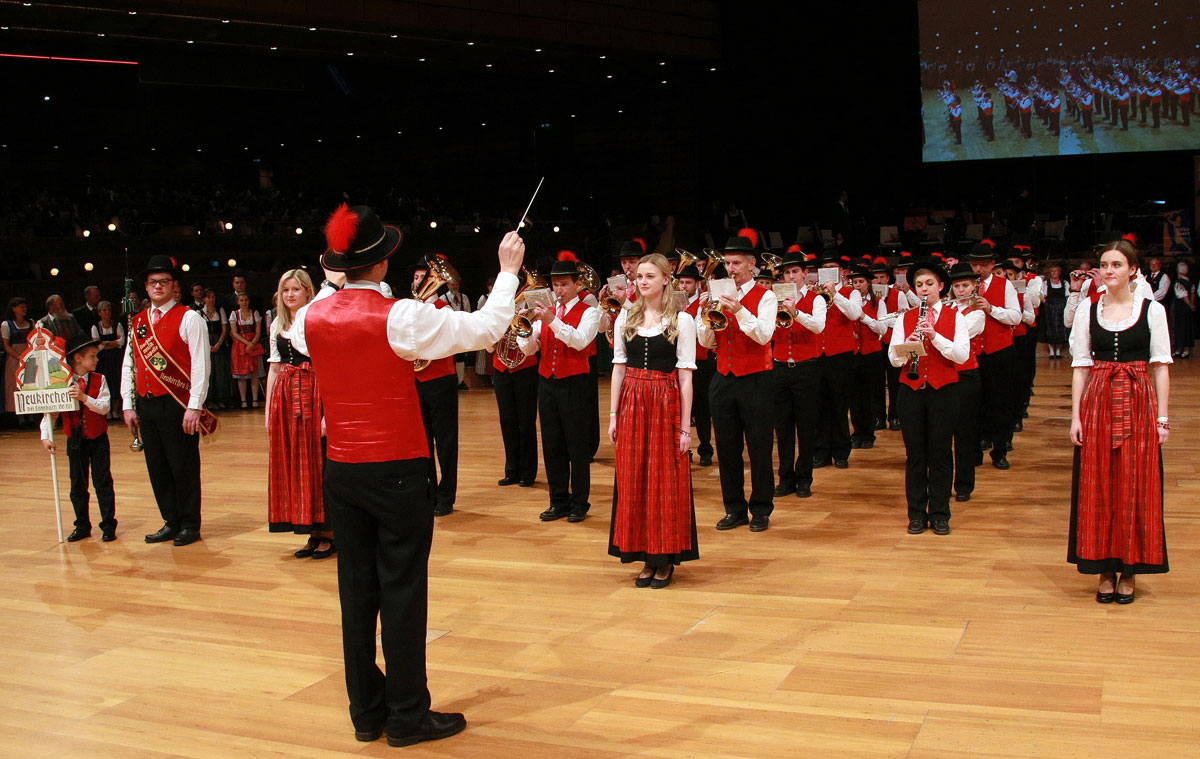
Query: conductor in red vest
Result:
<box><xmin>697</xmin><ymin>233</ymin><xmax>778</xmax><ymax>532</ymax></box>
<box><xmin>291</xmin><ymin>205</ymin><xmax>524</xmax><ymax>748</ymax></box>
<box><xmin>120</xmin><ymin>254</ymin><xmax>211</xmax><ymax>547</ymax></box>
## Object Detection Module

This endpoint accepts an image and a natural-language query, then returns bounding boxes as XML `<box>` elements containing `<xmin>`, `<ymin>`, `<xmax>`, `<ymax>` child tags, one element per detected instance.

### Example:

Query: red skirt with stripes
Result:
<box><xmin>267</xmin><ymin>363</ymin><xmax>326</xmax><ymax>533</ymax></box>
<box><xmin>1068</xmin><ymin>360</ymin><xmax>1167</xmax><ymax>574</ymax></box>
<box><xmin>608</xmin><ymin>367</ymin><xmax>698</xmax><ymax>565</ymax></box>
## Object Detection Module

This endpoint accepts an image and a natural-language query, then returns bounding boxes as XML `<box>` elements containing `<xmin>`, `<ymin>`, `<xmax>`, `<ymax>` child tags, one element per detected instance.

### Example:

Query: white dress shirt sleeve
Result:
<box><xmin>180</xmin><ymin>309</ymin><xmax>210</xmax><ymax>410</ymax></box>
<box><xmin>794</xmin><ymin>290</ymin><xmax>827</xmax><ymax>334</ymax></box>
<box><xmin>962</xmin><ymin>308</ymin><xmax>986</xmax><ymax>338</ymax></box>
<box><xmin>736</xmin><ymin>286</ymin><xmax>777</xmax><ymax>346</ymax></box>
<box><xmin>386</xmin><ymin>271</ymin><xmax>519</xmax><ymax>360</ymax></box>
<box><xmin>675</xmin><ymin>313</ymin><xmax>697</xmax><ymax>369</ymax></box>
<box><xmin>1152</xmin><ymin>273</ymin><xmax>1171</xmax><ymax>302</ymax></box>
<box><xmin>268</xmin><ymin>317</ymin><xmax>282</xmax><ymax>363</ymax></box>
<box><xmin>832</xmin><ymin>288</ymin><xmax>863</xmax><ymax>321</ymax></box>
<box><xmin>1147</xmin><ymin>300</ymin><xmax>1173</xmax><ymax>364</ymax></box>
<box><xmin>1027</xmin><ymin>275</ymin><xmax>1045</xmax><ymax>308</ymax></box>
<box><xmin>611</xmin><ymin>310</ymin><xmax>628</xmax><ymax>364</ymax></box>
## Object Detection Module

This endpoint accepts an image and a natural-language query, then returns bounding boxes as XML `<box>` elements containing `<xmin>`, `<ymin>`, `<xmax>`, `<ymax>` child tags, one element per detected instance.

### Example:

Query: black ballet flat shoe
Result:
<box><xmin>311</xmin><ymin>541</ymin><xmax>336</xmax><ymax>560</ymax></box>
<box><xmin>294</xmin><ymin>537</ymin><xmax>321</xmax><ymax>558</ymax></box>
<box><xmin>67</xmin><ymin>528</ymin><xmax>91</xmax><ymax>542</ymax></box>
<box><xmin>907</xmin><ymin>519</ymin><xmax>927</xmax><ymax>535</ymax></box>
<box><xmin>635</xmin><ymin>572</ymin><xmax>654</xmax><ymax>588</ymax></box>
<box><xmin>497</xmin><ymin>476</ymin><xmax>519</xmax><ymax>486</ymax></box>
<box><xmin>386</xmin><ymin>711</ymin><xmax>466</xmax><ymax>748</ymax></box>
<box><xmin>715</xmin><ymin>514</ymin><xmax>749</xmax><ymax>531</ymax></box>
<box><xmin>650</xmin><ymin>565</ymin><xmax>674</xmax><ymax>589</ymax></box>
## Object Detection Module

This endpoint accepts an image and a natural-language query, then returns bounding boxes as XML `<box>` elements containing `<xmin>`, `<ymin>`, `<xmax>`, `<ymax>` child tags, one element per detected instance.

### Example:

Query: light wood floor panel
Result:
<box><xmin>2</xmin><ymin>356</ymin><xmax>1199</xmax><ymax>757</ymax></box>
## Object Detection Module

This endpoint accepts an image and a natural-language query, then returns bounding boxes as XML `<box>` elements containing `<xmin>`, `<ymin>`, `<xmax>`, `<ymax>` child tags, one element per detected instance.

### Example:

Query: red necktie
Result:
<box><xmin>555</xmin><ymin>302</ymin><xmax>565</xmax><ymax>320</ymax></box>
<box><xmin>151</xmin><ymin>308</ymin><xmax>161</xmax><ymax>326</ymax></box>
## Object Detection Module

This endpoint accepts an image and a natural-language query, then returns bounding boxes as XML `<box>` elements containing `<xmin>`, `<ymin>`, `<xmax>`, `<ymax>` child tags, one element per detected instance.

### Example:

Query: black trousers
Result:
<box><xmin>325</xmin><ymin>458</ymin><xmax>433</xmax><ymax>735</ymax></box>
<box><xmin>137</xmin><ymin>393</ymin><xmax>201</xmax><ymax>531</ymax></box>
<box><xmin>898</xmin><ymin>383</ymin><xmax>957</xmax><ymax>524</ymax></box>
<box><xmin>814</xmin><ymin>351</ymin><xmax>853</xmax><ymax>463</ymax></box>
<box><xmin>587</xmin><ymin>355</ymin><xmax>600</xmax><ymax>459</ymax></box>
<box><xmin>1049</xmin><ymin>111</ymin><xmax>1059</xmax><ymax>135</ymax></box>
<box><xmin>885</xmin><ymin>362</ymin><xmax>902</xmax><ymax>422</ymax></box>
<box><xmin>772</xmin><ymin>359</ymin><xmax>819</xmax><ymax>490</ymax></box>
<box><xmin>692</xmin><ymin>356</ymin><xmax>715</xmax><ymax>459</ymax></box>
<box><xmin>850</xmin><ymin>351</ymin><xmax>884</xmax><ymax>444</ymax></box>
<box><xmin>67</xmin><ymin>433</ymin><xmax>116</xmax><ymax>532</ymax></box>
<box><xmin>492</xmin><ymin>366</ymin><xmax>539</xmax><ymax>482</ymax></box>
<box><xmin>710</xmin><ymin>370</ymin><xmax>775</xmax><ymax>518</ymax></box>
<box><xmin>978</xmin><ymin>346</ymin><xmax>1015</xmax><ymax>460</ymax></box>
<box><xmin>953</xmin><ymin>369</ymin><xmax>982</xmax><ymax>497</ymax></box>
<box><xmin>538</xmin><ymin>373</ymin><xmax>592</xmax><ymax>513</ymax></box>
<box><xmin>416</xmin><ymin>374</ymin><xmax>458</xmax><ymax>509</ymax></box>
<box><xmin>1014</xmin><ymin>331</ymin><xmax>1037</xmax><ymax>412</ymax></box>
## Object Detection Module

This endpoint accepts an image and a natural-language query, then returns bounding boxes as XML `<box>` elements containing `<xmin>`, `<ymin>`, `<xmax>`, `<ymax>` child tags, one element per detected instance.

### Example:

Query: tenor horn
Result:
<box><xmin>413</xmin><ymin>254</ymin><xmax>461</xmax><ymax>372</ymax></box>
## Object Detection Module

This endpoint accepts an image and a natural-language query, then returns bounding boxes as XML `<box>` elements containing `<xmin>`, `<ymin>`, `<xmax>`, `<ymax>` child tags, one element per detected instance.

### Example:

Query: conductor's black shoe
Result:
<box><xmin>749</xmin><ymin>516</ymin><xmax>770</xmax><ymax>532</ymax></box>
<box><xmin>715</xmin><ymin>514</ymin><xmax>749</xmax><ymax>530</ymax></box>
<box><xmin>907</xmin><ymin>519</ymin><xmax>927</xmax><ymax>534</ymax></box>
<box><xmin>931</xmin><ymin>520</ymin><xmax>951</xmax><ymax>535</ymax></box>
<box><xmin>386</xmin><ymin>711</ymin><xmax>466</xmax><ymax>748</ymax></box>
<box><xmin>172</xmin><ymin>528</ymin><xmax>201</xmax><ymax>546</ymax></box>
<box><xmin>773</xmin><ymin>483</ymin><xmax>797</xmax><ymax>497</ymax></box>
<box><xmin>497</xmin><ymin>476</ymin><xmax>519</xmax><ymax>486</ymax></box>
<box><xmin>796</xmin><ymin>485</ymin><xmax>812</xmax><ymax>498</ymax></box>
<box><xmin>144</xmin><ymin>524</ymin><xmax>178</xmax><ymax>543</ymax></box>
<box><xmin>518</xmin><ymin>479</ymin><xmax>535</xmax><ymax>487</ymax></box>
<box><xmin>101</xmin><ymin>529</ymin><xmax>117</xmax><ymax>542</ymax></box>
<box><xmin>433</xmin><ymin>503</ymin><xmax>453</xmax><ymax>517</ymax></box>
<box><xmin>539</xmin><ymin>506</ymin><xmax>571</xmax><ymax>521</ymax></box>
<box><xmin>698</xmin><ymin>454</ymin><xmax>713</xmax><ymax>467</ymax></box>
<box><xmin>992</xmin><ymin>457</ymin><xmax>1010</xmax><ymax>470</ymax></box>
<box><xmin>355</xmin><ymin>726</ymin><xmax>384</xmax><ymax>742</ymax></box>
<box><xmin>955</xmin><ymin>492</ymin><xmax>971</xmax><ymax>502</ymax></box>
<box><xmin>566</xmin><ymin>509</ymin><xmax>587</xmax><ymax>523</ymax></box>
<box><xmin>67</xmin><ymin>527</ymin><xmax>91</xmax><ymax>542</ymax></box>
<box><xmin>833</xmin><ymin>458</ymin><xmax>849</xmax><ymax>469</ymax></box>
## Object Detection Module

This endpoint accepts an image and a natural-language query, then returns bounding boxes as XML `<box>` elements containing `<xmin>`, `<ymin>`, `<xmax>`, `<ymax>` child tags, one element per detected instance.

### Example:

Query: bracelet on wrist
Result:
<box><xmin>1156</xmin><ymin>416</ymin><xmax>1168</xmax><ymax>422</ymax></box>
<box><xmin>609</xmin><ymin>411</ymin><xmax>617</xmax><ymax>416</ymax></box>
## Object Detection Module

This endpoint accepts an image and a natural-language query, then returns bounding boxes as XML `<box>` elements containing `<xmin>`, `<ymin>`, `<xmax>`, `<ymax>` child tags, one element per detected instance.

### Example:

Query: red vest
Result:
<box><xmin>132</xmin><ymin>304</ymin><xmax>191</xmax><ymax>398</ymax></box>
<box><xmin>538</xmin><ymin>299</ymin><xmax>593</xmax><ymax>379</ymax></box>
<box><xmin>61</xmin><ymin>373</ymin><xmax>108</xmax><ymax>439</ymax></box>
<box><xmin>979</xmin><ymin>275</ymin><xmax>1014</xmax><ymax>354</ymax></box>
<box><xmin>492</xmin><ymin>345</ymin><xmax>537</xmax><ymax>373</ymax></box>
<box><xmin>684</xmin><ymin>297</ymin><xmax>709</xmax><ymax>360</ymax></box>
<box><xmin>955</xmin><ymin>306</ymin><xmax>983</xmax><ymax>371</ymax></box>
<box><xmin>821</xmin><ymin>287</ymin><xmax>858</xmax><ymax>357</ymax></box>
<box><xmin>304</xmin><ymin>288</ymin><xmax>428</xmax><ymax>464</ymax></box>
<box><xmin>771</xmin><ymin>290</ymin><xmax>820</xmax><ymax>363</ymax></box>
<box><xmin>856</xmin><ymin>298</ymin><xmax>882</xmax><ymax>355</ymax></box>
<box><xmin>415</xmin><ymin>300</ymin><xmax>457</xmax><ymax>381</ymax></box>
<box><xmin>713</xmin><ymin>283</ymin><xmax>773</xmax><ymax>376</ymax></box>
<box><xmin>899</xmin><ymin>304</ymin><xmax>960</xmax><ymax>390</ymax></box>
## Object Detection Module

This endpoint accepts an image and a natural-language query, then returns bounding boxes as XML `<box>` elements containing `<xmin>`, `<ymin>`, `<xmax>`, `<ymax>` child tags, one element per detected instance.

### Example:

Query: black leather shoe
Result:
<box><xmin>1095</xmin><ymin>590</ymin><xmax>1116</xmax><ymax>604</ymax></box>
<box><xmin>979</xmin><ymin>439</ymin><xmax>992</xmax><ymax>452</ymax></box>
<box><xmin>955</xmin><ymin>492</ymin><xmax>971</xmax><ymax>502</ymax></box>
<box><xmin>796</xmin><ymin>485</ymin><xmax>812</xmax><ymax>498</ymax></box>
<box><xmin>833</xmin><ymin>458</ymin><xmax>849</xmax><ymax>469</ymax></box>
<box><xmin>539</xmin><ymin>506</ymin><xmax>571</xmax><ymax>521</ymax></box>
<box><xmin>812</xmin><ymin>458</ymin><xmax>831</xmax><ymax>469</ymax></box>
<box><xmin>566</xmin><ymin>509</ymin><xmax>587</xmax><ymax>523</ymax></box>
<box><xmin>387</xmin><ymin>711</ymin><xmax>466</xmax><ymax>747</ymax></box>
<box><xmin>715</xmin><ymin>514</ymin><xmax>749</xmax><ymax>530</ymax></box>
<box><xmin>992</xmin><ymin>457</ymin><xmax>1010</xmax><ymax>470</ymax></box>
<box><xmin>859</xmin><ymin>440</ymin><xmax>874</xmax><ymax>450</ymax></box>
<box><xmin>144</xmin><ymin>524</ymin><xmax>178</xmax><ymax>543</ymax></box>
<box><xmin>873</xmin><ymin>419</ymin><xmax>887</xmax><ymax>430</ymax></box>
<box><xmin>355</xmin><ymin>726</ymin><xmax>384</xmax><ymax>742</ymax></box>
<box><xmin>773</xmin><ymin>483</ymin><xmax>796</xmax><ymax>497</ymax></box>
<box><xmin>850</xmin><ymin>438</ymin><xmax>862</xmax><ymax>449</ymax></box>
<box><xmin>749</xmin><ymin>516</ymin><xmax>770</xmax><ymax>532</ymax></box>
<box><xmin>433</xmin><ymin>503</ymin><xmax>453</xmax><ymax>517</ymax></box>
<box><xmin>907</xmin><ymin>519</ymin><xmax>926</xmax><ymax>534</ymax></box>
<box><xmin>67</xmin><ymin>527</ymin><xmax>91</xmax><ymax>542</ymax></box>
<box><xmin>518</xmin><ymin>479</ymin><xmax>535</xmax><ymax>487</ymax></box>
<box><xmin>101</xmin><ymin>529</ymin><xmax>116</xmax><ymax>542</ymax></box>
<box><xmin>650</xmin><ymin>565</ymin><xmax>674</xmax><ymax>589</ymax></box>
<box><xmin>888</xmin><ymin>419</ymin><xmax>901</xmax><ymax>431</ymax></box>
<box><xmin>1012</xmin><ymin>421</ymin><xmax>1023</xmax><ymax>432</ymax></box>
<box><xmin>172</xmin><ymin>528</ymin><xmax>201</xmax><ymax>546</ymax></box>
<box><xmin>635</xmin><ymin>572</ymin><xmax>654</xmax><ymax>588</ymax></box>
<box><xmin>698</xmin><ymin>454</ymin><xmax>713</xmax><ymax>467</ymax></box>
<box><xmin>497</xmin><ymin>476</ymin><xmax>519</xmax><ymax>486</ymax></box>
<box><xmin>311</xmin><ymin>541</ymin><xmax>336</xmax><ymax>560</ymax></box>
<box><xmin>931</xmin><ymin>520</ymin><xmax>951</xmax><ymax>535</ymax></box>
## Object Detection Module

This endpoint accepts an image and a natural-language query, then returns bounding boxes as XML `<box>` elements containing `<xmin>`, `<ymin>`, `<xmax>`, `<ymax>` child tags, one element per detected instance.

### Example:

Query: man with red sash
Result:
<box><xmin>120</xmin><ymin>254</ymin><xmax>212</xmax><ymax>546</ymax></box>
<box><xmin>411</xmin><ymin>268</ymin><xmax>461</xmax><ymax>517</ymax></box>
<box><xmin>291</xmin><ymin>205</ymin><xmax>523</xmax><ymax>748</ymax></box>
<box><xmin>489</xmin><ymin>324</ymin><xmax>539</xmax><ymax>487</ymax></box>
<box><xmin>813</xmin><ymin>250</ymin><xmax>862</xmax><ymax>469</ymax></box>
<box><xmin>887</xmin><ymin>261</ymin><xmax>968</xmax><ymax>535</ymax></box>
<box><xmin>967</xmin><ymin>241</ymin><xmax>1022</xmax><ymax>470</ymax></box>
<box><xmin>697</xmin><ymin>234</ymin><xmax>777</xmax><ymax>532</ymax></box>
<box><xmin>947</xmin><ymin>263</ymin><xmax>987</xmax><ymax>502</ymax></box>
<box><xmin>517</xmin><ymin>251</ymin><xmax>600</xmax><ymax>523</ymax></box>
<box><xmin>770</xmin><ymin>250</ymin><xmax>825</xmax><ymax>499</ymax></box>
<box><xmin>677</xmin><ymin>263</ymin><xmax>715</xmax><ymax>466</ymax></box>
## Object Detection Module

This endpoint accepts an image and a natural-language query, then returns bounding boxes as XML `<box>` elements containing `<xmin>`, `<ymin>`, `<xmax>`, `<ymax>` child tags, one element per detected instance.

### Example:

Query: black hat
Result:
<box><xmin>676</xmin><ymin>264</ymin><xmax>702</xmax><ymax>280</ymax></box>
<box><xmin>663</xmin><ymin>248</ymin><xmax>681</xmax><ymax>263</ymax></box>
<box><xmin>721</xmin><ymin>235</ymin><xmax>758</xmax><ymax>256</ymax></box>
<box><xmin>754</xmin><ymin>267</ymin><xmax>775</xmax><ymax>281</ymax></box>
<box><xmin>64</xmin><ymin>333</ymin><xmax>99</xmax><ymax>361</ymax></box>
<box><xmin>895</xmin><ymin>250</ymin><xmax>915</xmax><ymax>268</ymax></box>
<box><xmin>549</xmin><ymin>250</ymin><xmax>583</xmax><ymax>278</ymax></box>
<box><xmin>618</xmin><ymin>239</ymin><xmax>647</xmax><ymax>259</ymax></box>
<box><xmin>967</xmin><ymin>240</ymin><xmax>999</xmax><ymax>261</ymax></box>
<box><xmin>908</xmin><ymin>262</ymin><xmax>949</xmax><ymax>295</ymax></box>
<box><xmin>143</xmin><ymin>254</ymin><xmax>179</xmax><ymax>281</ymax></box>
<box><xmin>818</xmin><ymin>249</ymin><xmax>842</xmax><ymax>267</ymax></box>
<box><xmin>849</xmin><ymin>265</ymin><xmax>872</xmax><ymax>281</ymax></box>
<box><xmin>780</xmin><ymin>252</ymin><xmax>805</xmax><ymax>270</ymax></box>
<box><xmin>948</xmin><ymin>262</ymin><xmax>979</xmax><ymax>282</ymax></box>
<box><xmin>1000</xmin><ymin>259</ymin><xmax>1021</xmax><ymax>273</ymax></box>
<box><xmin>320</xmin><ymin>204</ymin><xmax>403</xmax><ymax>272</ymax></box>
<box><xmin>407</xmin><ymin>257</ymin><xmax>429</xmax><ymax>276</ymax></box>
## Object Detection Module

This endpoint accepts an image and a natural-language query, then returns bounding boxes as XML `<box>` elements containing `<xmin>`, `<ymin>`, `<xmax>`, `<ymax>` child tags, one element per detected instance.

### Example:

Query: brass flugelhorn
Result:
<box><xmin>496</xmin><ymin>268</ymin><xmax>549</xmax><ymax>371</ymax></box>
<box><xmin>412</xmin><ymin>254</ymin><xmax>461</xmax><ymax>373</ymax></box>
<box><xmin>673</xmin><ymin>248</ymin><xmax>700</xmax><ymax>279</ymax></box>
<box><xmin>699</xmin><ymin>249</ymin><xmax>729</xmax><ymax>331</ymax></box>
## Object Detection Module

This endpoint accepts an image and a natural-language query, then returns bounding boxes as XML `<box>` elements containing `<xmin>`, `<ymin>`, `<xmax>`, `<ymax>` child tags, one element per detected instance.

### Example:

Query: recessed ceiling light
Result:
<box><xmin>390</xmin><ymin>34</ymin><xmax>398</xmax><ymax>38</ymax></box>
<box><xmin>485</xmin><ymin>63</ymin><xmax>492</xmax><ymax>67</ymax></box>
<box><xmin>658</xmin><ymin>61</ymin><xmax>665</xmax><ymax>65</ymax></box>
<box><xmin>347</xmin><ymin>52</ymin><xmax>354</xmax><ymax>56</ymax></box>
<box><xmin>186</xmin><ymin>39</ymin><xmax>193</xmax><ymax>44</ymax></box>
<box><xmin>599</xmin><ymin>55</ymin><xmax>606</xmax><ymax>59</ymax></box>
<box><xmin>128</xmin><ymin>10</ymin><xmax>137</xmax><ymax>14</ymax></box>
<box><xmin>308</xmin><ymin>27</ymin><xmax>316</xmax><ymax>31</ymax></box>
<box><xmin>467</xmin><ymin>41</ymin><xmax>474</xmax><ymax>46</ymax></box>
<box><xmin>98</xmin><ymin>33</ymin><xmax>106</xmax><ymax>37</ymax></box>
<box><xmin>606</xmin><ymin>74</ymin><xmax>612</xmax><ymax>79</ymax></box>
<box><xmin>534</xmin><ymin>48</ymin><xmax>542</xmax><ymax>52</ymax></box>
<box><xmin>269</xmin><ymin>46</ymin><xmax>277</xmax><ymax>50</ymax></box>
<box><xmin>548</xmin><ymin>69</ymin><xmax>554</xmax><ymax>73</ymax></box>
<box><xmin>418</xmin><ymin>57</ymin><xmax>425</xmax><ymax>62</ymax></box>
<box><xmin>661</xmin><ymin>80</ymin><xmax>667</xmax><ymax>84</ymax></box>
<box><xmin>221</xmin><ymin>19</ymin><xmax>229</xmax><ymax>24</ymax></box>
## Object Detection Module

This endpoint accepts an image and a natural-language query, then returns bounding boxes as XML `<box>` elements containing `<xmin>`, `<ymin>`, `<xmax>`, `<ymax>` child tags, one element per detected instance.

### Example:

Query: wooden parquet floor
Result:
<box><xmin>2</xmin><ymin>356</ymin><xmax>1199</xmax><ymax>758</ymax></box>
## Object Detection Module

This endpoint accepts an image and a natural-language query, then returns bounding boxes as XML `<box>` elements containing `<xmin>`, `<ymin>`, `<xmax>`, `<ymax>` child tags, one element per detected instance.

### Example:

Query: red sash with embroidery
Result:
<box><xmin>132</xmin><ymin>309</ymin><xmax>220</xmax><ymax>439</ymax></box>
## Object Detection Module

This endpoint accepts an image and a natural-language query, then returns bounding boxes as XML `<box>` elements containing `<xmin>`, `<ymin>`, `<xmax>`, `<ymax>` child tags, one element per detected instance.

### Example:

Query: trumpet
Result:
<box><xmin>413</xmin><ymin>254</ymin><xmax>461</xmax><ymax>372</ymax></box>
<box><xmin>699</xmin><ymin>250</ymin><xmax>729</xmax><ymax>331</ymax></box>
<box><xmin>674</xmin><ymin>248</ymin><xmax>700</xmax><ymax>279</ymax></box>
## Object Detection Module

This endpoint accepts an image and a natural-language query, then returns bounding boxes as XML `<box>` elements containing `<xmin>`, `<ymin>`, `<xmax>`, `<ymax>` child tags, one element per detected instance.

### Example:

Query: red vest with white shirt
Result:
<box><xmin>881</xmin><ymin>287</ymin><xmax>901</xmax><ymax>344</ymax></box>
<box><xmin>979</xmin><ymin>275</ymin><xmax>1014</xmax><ymax>354</ymax></box>
<box><xmin>493</xmin><ymin>346</ymin><xmax>536</xmax><ymax>373</ymax></box>
<box><xmin>713</xmin><ymin>283</ymin><xmax>772</xmax><ymax>376</ymax></box>
<box><xmin>132</xmin><ymin>304</ymin><xmax>190</xmax><ymax>398</ymax></box>
<box><xmin>772</xmin><ymin>290</ymin><xmax>820</xmax><ymax>363</ymax></box>
<box><xmin>821</xmin><ymin>286</ymin><xmax>858</xmax><ymax>357</ymax></box>
<box><xmin>60</xmin><ymin>373</ymin><xmax>108</xmax><ymax>439</ymax></box>
<box><xmin>415</xmin><ymin>300</ymin><xmax>457</xmax><ymax>381</ymax></box>
<box><xmin>856</xmin><ymin>298</ymin><xmax>882</xmax><ymax>355</ymax></box>
<box><xmin>899</xmin><ymin>304</ymin><xmax>959</xmax><ymax>390</ymax></box>
<box><xmin>538</xmin><ymin>298</ymin><xmax>593</xmax><ymax>379</ymax></box>
<box><xmin>1013</xmin><ymin>291</ymin><xmax>1027</xmax><ymax>337</ymax></box>
<box><xmin>304</xmin><ymin>288</ymin><xmax>428</xmax><ymax>464</ymax></box>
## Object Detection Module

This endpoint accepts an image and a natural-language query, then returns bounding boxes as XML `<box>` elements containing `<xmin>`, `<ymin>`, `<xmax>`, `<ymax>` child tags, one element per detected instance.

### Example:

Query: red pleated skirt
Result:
<box><xmin>1068</xmin><ymin>360</ymin><xmax>1167</xmax><ymax>573</ymax></box>
<box><xmin>609</xmin><ymin>367</ymin><xmax>698</xmax><ymax>564</ymax></box>
<box><xmin>267</xmin><ymin>363</ymin><xmax>326</xmax><ymax>533</ymax></box>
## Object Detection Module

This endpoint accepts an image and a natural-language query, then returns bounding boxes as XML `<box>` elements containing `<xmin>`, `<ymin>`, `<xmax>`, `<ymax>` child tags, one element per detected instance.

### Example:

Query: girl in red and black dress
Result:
<box><xmin>608</xmin><ymin>253</ymin><xmax>697</xmax><ymax>589</ymax></box>
<box><xmin>1068</xmin><ymin>239</ymin><xmax>1171</xmax><ymax>604</ymax></box>
<box><xmin>229</xmin><ymin>293</ymin><xmax>264</xmax><ymax>408</ymax></box>
<box><xmin>265</xmin><ymin>270</ymin><xmax>332</xmax><ymax>559</ymax></box>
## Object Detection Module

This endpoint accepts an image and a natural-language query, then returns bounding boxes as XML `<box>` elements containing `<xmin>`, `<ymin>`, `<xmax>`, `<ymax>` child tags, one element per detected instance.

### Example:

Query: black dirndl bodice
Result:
<box><xmin>624</xmin><ymin>333</ymin><xmax>677</xmax><ymax>373</ymax></box>
<box><xmin>274</xmin><ymin>334</ymin><xmax>310</xmax><ymax>367</ymax></box>
<box><xmin>1089</xmin><ymin>298</ymin><xmax>1151</xmax><ymax>363</ymax></box>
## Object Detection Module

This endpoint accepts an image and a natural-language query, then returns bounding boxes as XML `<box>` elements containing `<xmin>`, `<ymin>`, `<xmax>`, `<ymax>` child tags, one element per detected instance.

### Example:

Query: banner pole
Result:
<box><xmin>45</xmin><ymin>413</ymin><xmax>64</xmax><ymax>543</ymax></box>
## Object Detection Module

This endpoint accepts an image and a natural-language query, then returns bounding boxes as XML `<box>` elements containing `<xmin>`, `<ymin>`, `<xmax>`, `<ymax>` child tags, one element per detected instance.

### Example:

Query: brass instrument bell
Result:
<box><xmin>413</xmin><ymin>254</ymin><xmax>461</xmax><ymax>372</ymax></box>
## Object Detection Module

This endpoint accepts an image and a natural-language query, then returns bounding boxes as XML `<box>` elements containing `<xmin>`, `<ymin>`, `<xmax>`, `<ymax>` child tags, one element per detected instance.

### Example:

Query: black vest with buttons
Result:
<box><xmin>1089</xmin><ymin>298</ymin><xmax>1151</xmax><ymax>363</ymax></box>
<box><xmin>625</xmin><ymin>333</ymin><xmax>677</xmax><ymax>373</ymax></box>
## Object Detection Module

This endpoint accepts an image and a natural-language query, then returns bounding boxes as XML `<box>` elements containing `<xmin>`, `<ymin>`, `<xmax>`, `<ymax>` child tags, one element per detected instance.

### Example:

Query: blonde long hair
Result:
<box><xmin>622</xmin><ymin>253</ymin><xmax>681</xmax><ymax>345</ymax></box>
<box><xmin>274</xmin><ymin>268</ymin><xmax>315</xmax><ymax>334</ymax></box>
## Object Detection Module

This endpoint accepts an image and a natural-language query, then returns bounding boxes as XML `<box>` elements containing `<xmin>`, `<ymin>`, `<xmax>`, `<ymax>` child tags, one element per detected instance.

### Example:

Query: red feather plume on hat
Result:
<box><xmin>873</xmin><ymin>256</ymin><xmax>888</xmax><ymax>265</ymax></box>
<box><xmin>325</xmin><ymin>203</ymin><xmax>359</xmax><ymax>254</ymax></box>
<box><xmin>632</xmin><ymin>238</ymin><xmax>647</xmax><ymax>254</ymax></box>
<box><xmin>736</xmin><ymin>227</ymin><xmax>758</xmax><ymax>249</ymax></box>
<box><xmin>900</xmin><ymin>250</ymin><xmax>913</xmax><ymax>258</ymax></box>
<box><xmin>980</xmin><ymin>238</ymin><xmax>996</xmax><ymax>249</ymax></box>
<box><xmin>557</xmin><ymin>250</ymin><xmax>578</xmax><ymax>262</ymax></box>
<box><xmin>1122</xmin><ymin>232</ymin><xmax>1138</xmax><ymax>244</ymax></box>
<box><xmin>786</xmin><ymin>244</ymin><xmax>802</xmax><ymax>254</ymax></box>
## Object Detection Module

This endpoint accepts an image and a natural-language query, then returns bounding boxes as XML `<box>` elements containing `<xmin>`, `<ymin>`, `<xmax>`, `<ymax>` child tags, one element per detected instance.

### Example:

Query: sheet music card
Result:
<box><xmin>522</xmin><ymin>288</ymin><xmax>555</xmax><ymax>311</ymax></box>
<box><xmin>772</xmin><ymin>282</ymin><xmax>798</xmax><ymax>303</ymax></box>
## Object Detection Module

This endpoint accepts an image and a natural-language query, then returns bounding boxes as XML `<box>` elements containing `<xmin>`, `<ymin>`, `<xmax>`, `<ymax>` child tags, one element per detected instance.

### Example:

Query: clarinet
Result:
<box><xmin>905</xmin><ymin>300</ymin><xmax>928</xmax><ymax>381</ymax></box>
